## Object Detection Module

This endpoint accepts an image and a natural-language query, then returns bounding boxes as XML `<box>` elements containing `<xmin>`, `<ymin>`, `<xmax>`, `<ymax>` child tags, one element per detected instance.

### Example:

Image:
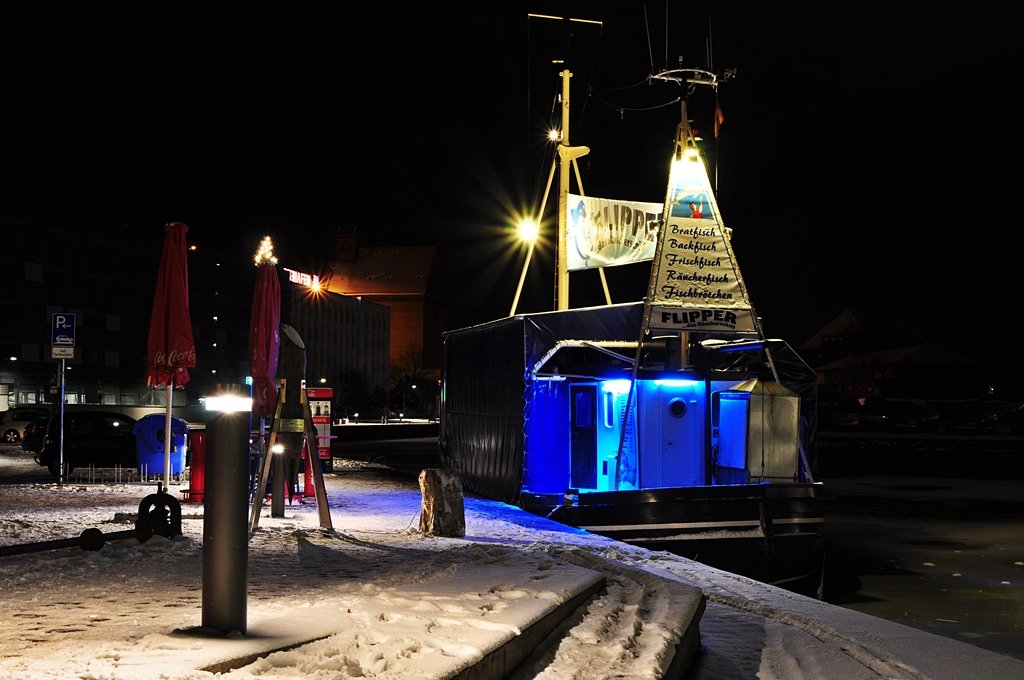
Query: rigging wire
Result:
<box><xmin>643</xmin><ymin>4</ymin><xmax>654</xmax><ymax>73</ymax></box>
<box><xmin>592</xmin><ymin>92</ymin><xmax>681</xmax><ymax>118</ymax></box>
<box><xmin>566</xmin><ymin>18</ymin><xmax>603</xmax><ymax>146</ymax></box>
<box><xmin>525</xmin><ymin>15</ymin><xmax>536</xmax><ymax>198</ymax></box>
<box><xmin>707</xmin><ymin>14</ymin><xmax>714</xmax><ymax>73</ymax></box>
<box><xmin>594</xmin><ymin>75</ymin><xmax>653</xmax><ymax>92</ymax></box>
<box><xmin>663</xmin><ymin>0</ymin><xmax>669</xmax><ymax>70</ymax></box>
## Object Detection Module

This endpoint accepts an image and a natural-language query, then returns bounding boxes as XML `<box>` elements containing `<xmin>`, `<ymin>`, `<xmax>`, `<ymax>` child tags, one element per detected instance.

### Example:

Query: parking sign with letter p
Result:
<box><xmin>52</xmin><ymin>313</ymin><xmax>76</xmax><ymax>347</ymax></box>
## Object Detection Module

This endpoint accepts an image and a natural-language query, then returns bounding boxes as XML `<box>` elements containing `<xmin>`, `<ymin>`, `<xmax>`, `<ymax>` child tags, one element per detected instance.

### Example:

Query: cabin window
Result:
<box><xmin>603</xmin><ymin>391</ymin><xmax>614</xmax><ymax>428</ymax></box>
<box><xmin>668</xmin><ymin>398</ymin><xmax>687</xmax><ymax>418</ymax></box>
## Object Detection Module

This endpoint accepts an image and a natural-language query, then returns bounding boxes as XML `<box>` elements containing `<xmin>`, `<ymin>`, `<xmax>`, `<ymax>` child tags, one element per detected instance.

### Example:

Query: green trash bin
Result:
<box><xmin>132</xmin><ymin>414</ymin><xmax>189</xmax><ymax>476</ymax></box>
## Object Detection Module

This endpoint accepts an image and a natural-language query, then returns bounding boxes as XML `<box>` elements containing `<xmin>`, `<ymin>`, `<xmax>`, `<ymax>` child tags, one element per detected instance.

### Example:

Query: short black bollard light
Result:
<box><xmin>201</xmin><ymin>388</ymin><xmax>253</xmax><ymax>636</ymax></box>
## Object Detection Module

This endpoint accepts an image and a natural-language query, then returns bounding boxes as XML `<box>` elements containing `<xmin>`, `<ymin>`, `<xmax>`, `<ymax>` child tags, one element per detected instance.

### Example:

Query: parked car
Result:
<box><xmin>36</xmin><ymin>410</ymin><xmax>138</xmax><ymax>477</ymax></box>
<box><xmin>1</xmin><ymin>406</ymin><xmax>50</xmax><ymax>444</ymax></box>
<box><xmin>882</xmin><ymin>400</ymin><xmax>942</xmax><ymax>433</ymax></box>
<box><xmin>817</xmin><ymin>397</ymin><xmax>862</xmax><ymax>431</ymax></box>
<box><xmin>859</xmin><ymin>398</ymin><xmax>943</xmax><ymax>433</ymax></box>
<box><xmin>936</xmin><ymin>400</ymin><xmax>1007</xmax><ymax>434</ymax></box>
<box><xmin>1008</xmin><ymin>402</ymin><xmax>1024</xmax><ymax>435</ymax></box>
<box><xmin>20</xmin><ymin>415</ymin><xmax>49</xmax><ymax>453</ymax></box>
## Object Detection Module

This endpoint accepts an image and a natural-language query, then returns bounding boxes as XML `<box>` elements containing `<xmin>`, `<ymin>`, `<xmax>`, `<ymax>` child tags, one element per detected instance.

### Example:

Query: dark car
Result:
<box><xmin>860</xmin><ymin>398</ymin><xmax>942</xmax><ymax>433</ymax></box>
<box><xmin>36</xmin><ymin>410</ymin><xmax>138</xmax><ymax>477</ymax></box>
<box><xmin>20</xmin><ymin>415</ymin><xmax>49</xmax><ymax>453</ymax></box>
<box><xmin>937</xmin><ymin>400</ymin><xmax>1006</xmax><ymax>434</ymax></box>
<box><xmin>1</xmin><ymin>406</ymin><xmax>50</xmax><ymax>444</ymax></box>
<box><xmin>817</xmin><ymin>397</ymin><xmax>862</xmax><ymax>431</ymax></box>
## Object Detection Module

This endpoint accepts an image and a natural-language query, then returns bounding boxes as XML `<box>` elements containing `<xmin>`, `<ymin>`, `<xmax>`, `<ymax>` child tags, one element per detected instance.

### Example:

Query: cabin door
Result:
<box><xmin>570</xmin><ymin>384</ymin><xmax>597</xmax><ymax>489</ymax></box>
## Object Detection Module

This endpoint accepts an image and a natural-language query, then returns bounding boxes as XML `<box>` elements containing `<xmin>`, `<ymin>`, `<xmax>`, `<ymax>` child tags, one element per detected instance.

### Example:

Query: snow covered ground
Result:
<box><xmin>1</xmin><ymin>455</ymin><xmax>1023</xmax><ymax>679</ymax></box>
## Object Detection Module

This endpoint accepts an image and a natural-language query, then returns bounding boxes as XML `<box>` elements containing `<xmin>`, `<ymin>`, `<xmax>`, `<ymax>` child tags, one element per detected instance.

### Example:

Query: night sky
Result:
<box><xmin>3</xmin><ymin>2</ymin><xmax>1021</xmax><ymax>358</ymax></box>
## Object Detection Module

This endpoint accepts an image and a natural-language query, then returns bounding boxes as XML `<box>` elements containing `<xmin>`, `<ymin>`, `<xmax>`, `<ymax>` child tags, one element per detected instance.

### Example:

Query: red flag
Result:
<box><xmin>714</xmin><ymin>104</ymin><xmax>725</xmax><ymax>138</ymax></box>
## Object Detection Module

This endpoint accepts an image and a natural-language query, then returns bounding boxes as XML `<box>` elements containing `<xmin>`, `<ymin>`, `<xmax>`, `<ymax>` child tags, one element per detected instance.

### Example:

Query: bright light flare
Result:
<box><xmin>547</xmin><ymin>129</ymin><xmax>561</xmax><ymax>142</ymax></box>
<box><xmin>509</xmin><ymin>218</ymin><xmax>541</xmax><ymax>316</ymax></box>
<box><xmin>517</xmin><ymin>219</ymin><xmax>540</xmax><ymax>243</ymax></box>
<box><xmin>204</xmin><ymin>395</ymin><xmax>253</xmax><ymax>412</ymax></box>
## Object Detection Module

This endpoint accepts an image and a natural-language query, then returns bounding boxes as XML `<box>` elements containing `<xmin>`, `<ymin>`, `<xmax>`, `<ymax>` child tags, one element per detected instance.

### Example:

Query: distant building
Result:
<box><xmin>799</xmin><ymin>308</ymin><xmax>986</xmax><ymax>401</ymax></box>
<box><xmin>325</xmin><ymin>231</ymin><xmax>444</xmax><ymax>379</ymax></box>
<box><xmin>0</xmin><ymin>199</ymin><xmax>160</xmax><ymax>408</ymax></box>
<box><xmin>282</xmin><ymin>282</ymin><xmax>390</xmax><ymax>414</ymax></box>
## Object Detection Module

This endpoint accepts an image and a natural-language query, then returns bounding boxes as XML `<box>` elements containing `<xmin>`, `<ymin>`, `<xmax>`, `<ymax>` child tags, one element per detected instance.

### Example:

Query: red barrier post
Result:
<box><xmin>302</xmin><ymin>444</ymin><xmax>313</xmax><ymax>501</ymax></box>
<box><xmin>184</xmin><ymin>431</ymin><xmax>206</xmax><ymax>503</ymax></box>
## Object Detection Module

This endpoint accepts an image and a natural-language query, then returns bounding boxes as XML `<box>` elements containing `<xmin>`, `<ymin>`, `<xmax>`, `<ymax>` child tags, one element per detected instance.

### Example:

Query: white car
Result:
<box><xmin>1</xmin><ymin>406</ymin><xmax>50</xmax><ymax>444</ymax></box>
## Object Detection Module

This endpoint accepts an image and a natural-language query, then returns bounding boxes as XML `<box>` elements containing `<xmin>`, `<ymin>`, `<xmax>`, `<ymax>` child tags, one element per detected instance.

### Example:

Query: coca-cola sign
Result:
<box><xmin>153</xmin><ymin>346</ymin><xmax>197</xmax><ymax>367</ymax></box>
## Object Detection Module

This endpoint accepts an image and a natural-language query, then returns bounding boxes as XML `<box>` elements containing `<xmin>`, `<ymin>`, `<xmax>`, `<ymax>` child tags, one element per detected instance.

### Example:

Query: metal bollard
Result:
<box><xmin>202</xmin><ymin>407</ymin><xmax>250</xmax><ymax>635</ymax></box>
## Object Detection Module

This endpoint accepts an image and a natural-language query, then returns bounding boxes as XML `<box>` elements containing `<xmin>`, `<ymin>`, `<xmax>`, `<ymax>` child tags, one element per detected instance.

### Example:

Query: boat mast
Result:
<box><xmin>555</xmin><ymin>69</ymin><xmax>589</xmax><ymax>310</ymax></box>
<box><xmin>525</xmin><ymin>13</ymin><xmax>602</xmax><ymax>311</ymax></box>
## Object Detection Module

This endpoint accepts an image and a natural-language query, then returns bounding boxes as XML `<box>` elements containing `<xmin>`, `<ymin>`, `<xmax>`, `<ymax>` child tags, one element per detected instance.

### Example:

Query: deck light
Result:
<box><xmin>510</xmin><ymin>218</ymin><xmax>540</xmax><ymax>316</ymax></box>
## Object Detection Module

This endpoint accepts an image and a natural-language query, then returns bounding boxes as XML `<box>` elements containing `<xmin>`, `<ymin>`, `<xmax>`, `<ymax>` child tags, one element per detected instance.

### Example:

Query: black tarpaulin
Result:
<box><xmin>440</xmin><ymin>303</ymin><xmax>645</xmax><ymax>504</ymax></box>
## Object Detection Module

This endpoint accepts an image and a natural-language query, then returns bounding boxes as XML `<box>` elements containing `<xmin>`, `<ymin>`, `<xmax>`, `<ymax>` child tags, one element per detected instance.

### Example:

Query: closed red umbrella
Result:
<box><xmin>249</xmin><ymin>238</ymin><xmax>281</xmax><ymax>511</ymax></box>
<box><xmin>146</xmin><ymin>222</ymin><xmax>196</xmax><ymax>388</ymax></box>
<box><xmin>249</xmin><ymin>237</ymin><xmax>281</xmax><ymax>420</ymax></box>
<box><xmin>145</xmin><ymin>221</ymin><xmax>197</xmax><ymax>488</ymax></box>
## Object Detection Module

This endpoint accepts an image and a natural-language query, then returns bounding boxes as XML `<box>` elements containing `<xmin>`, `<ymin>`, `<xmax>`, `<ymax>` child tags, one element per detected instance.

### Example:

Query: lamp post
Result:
<box><xmin>202</xmin><ymin>387</ymin><xmax>253</xmax><ymax>635</ymax></box>
<box><xmin>401</xmin><ymin>383</ymin><xmax>417</xmax><ymax>421</ymax></box>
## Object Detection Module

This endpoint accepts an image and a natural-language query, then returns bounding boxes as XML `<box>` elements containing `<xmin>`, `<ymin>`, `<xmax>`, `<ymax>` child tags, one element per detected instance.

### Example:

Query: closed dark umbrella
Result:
<box><xmin>145</xmin><ymin>221</ymin><xmax>196</xmax><ymax>489</ymax></box>
<box><xmin>249</xmin><ymin>237</ymin><xmax>281</xmax><ymax>421</ymax></box>
<box><xmin>249</xmin><ymin>238</ymin><xmax>281</xmax><ymax>503</ymax></box>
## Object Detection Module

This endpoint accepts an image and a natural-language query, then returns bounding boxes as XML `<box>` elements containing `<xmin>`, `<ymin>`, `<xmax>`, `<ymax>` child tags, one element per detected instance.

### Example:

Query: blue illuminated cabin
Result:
<box><xmin>440</xmin><ymin>301</ymin><xmax>824</xmax><ymax>594</ymax></box>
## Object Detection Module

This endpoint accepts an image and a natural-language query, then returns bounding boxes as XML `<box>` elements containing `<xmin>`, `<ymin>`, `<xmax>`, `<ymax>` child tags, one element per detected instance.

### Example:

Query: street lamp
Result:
<box><xmin>510</xmin><ymin>219</ymin><xmax>540</xmax><ymax>316</ymax></box>
<box><xmin>401</xmin><ymin>383</ymin><xmax>417</xmax><ymax>421</ymax></box>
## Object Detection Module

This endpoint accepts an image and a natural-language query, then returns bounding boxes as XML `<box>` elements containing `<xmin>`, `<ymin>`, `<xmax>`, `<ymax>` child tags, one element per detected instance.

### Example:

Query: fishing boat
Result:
<box><xmin>439</xmin><ymin>41</ymin><xmax>825</xmax><ymax>596</ymax></box>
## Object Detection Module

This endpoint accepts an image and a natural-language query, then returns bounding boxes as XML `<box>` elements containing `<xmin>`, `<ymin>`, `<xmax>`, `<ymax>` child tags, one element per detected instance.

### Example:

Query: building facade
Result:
<box><xmin>326</xmin><ymin>232</ymin><xmax>444</xmax><ymax>378</ymax></box>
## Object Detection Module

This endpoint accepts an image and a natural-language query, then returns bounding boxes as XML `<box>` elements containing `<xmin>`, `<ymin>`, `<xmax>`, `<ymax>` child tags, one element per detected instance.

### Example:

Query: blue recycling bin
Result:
<box><xmin>133</xmin><ymin>414</ymin><xmax>189</xmax><ymax>476</ymax></box>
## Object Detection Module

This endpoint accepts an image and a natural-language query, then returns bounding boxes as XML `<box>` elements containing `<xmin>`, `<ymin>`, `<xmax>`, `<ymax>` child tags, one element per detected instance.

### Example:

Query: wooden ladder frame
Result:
<box><xmin>249</xmin><ymin>379</ymin><xmax>333</xmax><ymax>531</ymax></box>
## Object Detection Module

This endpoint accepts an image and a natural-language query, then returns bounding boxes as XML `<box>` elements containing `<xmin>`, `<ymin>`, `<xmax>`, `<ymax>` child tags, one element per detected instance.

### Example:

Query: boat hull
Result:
<box><xmin>521</xmin><ymin>482</ymin><xmax>825</xmax><ymax>597</ymax></box>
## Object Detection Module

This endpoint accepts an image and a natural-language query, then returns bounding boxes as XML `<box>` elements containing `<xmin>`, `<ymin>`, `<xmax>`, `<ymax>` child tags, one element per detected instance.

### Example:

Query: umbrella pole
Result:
<box><xmin>164</xmin><ymin>384</ymin><xmax>172</xmax><ymax>490</ymax></box>
<box><xmin>258</xmin><ymin>415</ymin><xmax>267</xmax><ymax>489</ymax></box>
